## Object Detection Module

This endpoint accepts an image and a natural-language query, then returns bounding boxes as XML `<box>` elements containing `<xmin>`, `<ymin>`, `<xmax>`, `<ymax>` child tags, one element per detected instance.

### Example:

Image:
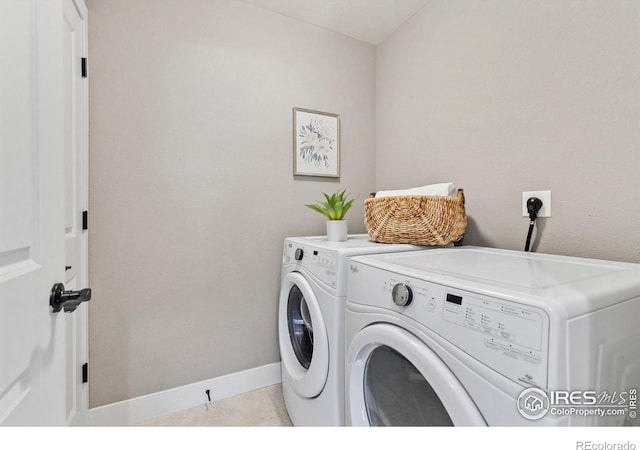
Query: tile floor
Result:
<box><xmin>136</xmin><ymin>384</ymin><xmax>292</xmax><ymax>427</ymax></box>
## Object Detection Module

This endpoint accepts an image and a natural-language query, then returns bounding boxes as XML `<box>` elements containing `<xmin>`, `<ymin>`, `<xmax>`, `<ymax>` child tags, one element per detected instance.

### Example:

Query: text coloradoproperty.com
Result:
<box><xmin>551</xmin><ymin>407</ymin><xmax>628</xmax><ymax>417</ymax></box>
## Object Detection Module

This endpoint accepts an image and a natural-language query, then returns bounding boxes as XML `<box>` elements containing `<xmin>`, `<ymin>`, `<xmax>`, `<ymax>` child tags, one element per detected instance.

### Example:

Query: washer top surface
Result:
<box><xmin>352</xmin><ymin>246</ymin><xmax>640</xmax><ymax>315</ymax></box>
<box><xmin>285</xmin><ymin>234</ymin><xmax>427</xmax><ymax>256</ymax></box>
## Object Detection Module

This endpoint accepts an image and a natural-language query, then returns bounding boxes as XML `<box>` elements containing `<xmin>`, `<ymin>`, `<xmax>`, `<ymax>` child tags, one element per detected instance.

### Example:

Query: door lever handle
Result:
<box><xmin>50</xmin><ymin>283</ymin><xmax>92</xmax><ymax>313</ymax></box>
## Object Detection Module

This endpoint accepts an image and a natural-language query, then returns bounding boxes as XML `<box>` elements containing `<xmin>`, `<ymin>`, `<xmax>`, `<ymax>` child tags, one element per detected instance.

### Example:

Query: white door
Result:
<box><xmin>62</xmin><ymin>0</ymin><xmax>89</xmax><ymax>426</ymax></box>
<box><xmin>346</xmin><ymin>323</ymin><xmax>486</xmax><ymax>426</ymax></box>
<box><xmin>278</xmin><ymin>272</ymin><xmax>329</xmax><ymax>398</ymax></box>
<box><xmin>0</xmin><ymin>0</ymin><xmax>88</xmax><ymax>426</ymax></box>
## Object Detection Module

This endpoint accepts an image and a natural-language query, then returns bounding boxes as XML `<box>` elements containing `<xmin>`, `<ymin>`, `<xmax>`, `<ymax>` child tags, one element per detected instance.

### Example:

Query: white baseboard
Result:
<box><xmin>88</xmin><ymin>362</ymin><xmax>281</xmax><ymax>426</ymax></box>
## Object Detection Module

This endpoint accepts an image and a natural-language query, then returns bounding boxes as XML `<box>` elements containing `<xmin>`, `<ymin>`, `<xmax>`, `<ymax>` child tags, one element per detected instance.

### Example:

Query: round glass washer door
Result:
<box><xmin>278</xmin><ymin>271</ymin><xmax>329</xmax><ymax>398</ymax></box>
<box><xmin>347</xmin><ymin>323</ymin><xmax>486</xmax><ymax>426</ymax></box>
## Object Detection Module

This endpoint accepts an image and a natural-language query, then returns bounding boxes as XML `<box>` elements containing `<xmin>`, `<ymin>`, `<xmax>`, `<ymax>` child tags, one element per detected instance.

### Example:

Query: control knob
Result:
<box><xmin>392</xmin><ymin>283</ymin><xmax>413</xmax><ymax>307</ymax></box>
<box><xmin>294</xmin><ymin>248</ymin><xmax>304</xmax><ymax>261</ymax></box>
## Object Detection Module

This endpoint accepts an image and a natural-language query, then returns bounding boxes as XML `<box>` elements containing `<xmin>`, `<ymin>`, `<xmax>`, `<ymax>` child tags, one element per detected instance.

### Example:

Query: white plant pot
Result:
<box><xmin>326</xmin><ymin>220</ymin><xmax>348</xmax><ymax>242</ymax></box>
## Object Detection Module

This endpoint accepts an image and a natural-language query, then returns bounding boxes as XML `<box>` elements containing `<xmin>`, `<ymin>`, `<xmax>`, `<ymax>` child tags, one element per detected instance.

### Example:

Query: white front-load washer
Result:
<box><xmin>345</xmin><ymin>246</ymin><xmax>640</xmax><ymax>426</ymax></box>
<box><xmin>279</xmin><ymin>234</ymin><xmax>440</xmax><ymax>426</ymax></box>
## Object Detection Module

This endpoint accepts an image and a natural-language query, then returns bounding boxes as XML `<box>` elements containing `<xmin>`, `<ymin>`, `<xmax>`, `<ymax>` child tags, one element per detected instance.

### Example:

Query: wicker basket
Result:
<box><xmin>364</xmin><ymin>189</ymin><xmax>467</xmax><ymax>246</ymax></box>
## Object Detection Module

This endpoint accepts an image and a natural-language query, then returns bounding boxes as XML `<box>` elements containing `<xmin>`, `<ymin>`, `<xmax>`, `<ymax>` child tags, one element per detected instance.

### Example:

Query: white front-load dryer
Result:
<box><xmin>278</xmin><ymin>234</ymin><xmax>439</xmax><ymax>426</ymax></box>
<box><xmin>345</xmin><ymin>246</ymin><xmax>640</xmax><ymax>426</ymax></box>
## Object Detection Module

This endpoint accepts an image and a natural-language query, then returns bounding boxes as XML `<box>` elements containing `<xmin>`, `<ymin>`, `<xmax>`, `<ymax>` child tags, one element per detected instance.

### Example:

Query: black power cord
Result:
<box><xmin>524</xmin><ymin>197</ymin><xmax>543</xmax><ymax>252</ymax></box>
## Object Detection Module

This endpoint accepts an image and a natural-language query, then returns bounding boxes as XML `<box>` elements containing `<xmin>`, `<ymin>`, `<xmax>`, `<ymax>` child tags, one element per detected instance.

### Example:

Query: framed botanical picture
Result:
<box><xmin>293</xmin><ymin>107</ymin><xmax>340</xmax><ymax>177</ymax></box>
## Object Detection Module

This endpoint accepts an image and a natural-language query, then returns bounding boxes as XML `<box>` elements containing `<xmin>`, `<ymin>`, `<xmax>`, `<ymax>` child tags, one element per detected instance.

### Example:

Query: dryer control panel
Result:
<box><xmin>348</xmin><ymin>261</ymin><xmax>550</xmax><ymax>389</ymax></box>
<box><xmin>399</xmin><ymin>276</ymin><xmax>548</xmax><ymax>389</ymax></box>
<box><xmin>283</xmin><ymin>242</ymin><xmax>338</xmax><ymax>290</ymax></box>
<box><xmin>441</xmin><ymin>291</ymin><xmax>546</xmax><ymax>374</ymax></box>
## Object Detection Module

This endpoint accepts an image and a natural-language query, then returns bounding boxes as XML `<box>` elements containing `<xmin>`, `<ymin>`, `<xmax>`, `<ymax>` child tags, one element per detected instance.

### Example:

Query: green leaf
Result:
<box><xmin>306</xmin><ymin>203</ymin><xmax>330</xmax><ymax>218</ymax></box>
<box><xmin>341</xmin><ymin>199</ymin><xmax>355</xmax><ymax>218</ymax></box>
<box><xmin>305</xmin><ymin>189</ymin><xmax>356</xmax><ymax>220</ymax></box>
<box><xmin>334</xmin><ymin>203</ymin><xmax>344</xmax><ymax>219</ymax></box>
<box><xmin>325</xmin><ymin>203</ymin><xmax>337</xmax><ymax>220</ymax></box>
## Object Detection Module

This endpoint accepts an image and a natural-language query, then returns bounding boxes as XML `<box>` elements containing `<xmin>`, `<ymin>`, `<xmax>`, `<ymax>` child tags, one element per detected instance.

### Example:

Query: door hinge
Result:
<box><xmin>81</xmin><ymin>57</ymin><xmax>87</xmax><ymax>78</ymax></box>
<box><xmin>82</xmin><ymin>210</ymin><xmax>88</xmax><ymax>230</ymax></box>
<box><xmin>82</xmin><ymin>363</ymin><xmax>88</xmax><ymax>383</ymax></box>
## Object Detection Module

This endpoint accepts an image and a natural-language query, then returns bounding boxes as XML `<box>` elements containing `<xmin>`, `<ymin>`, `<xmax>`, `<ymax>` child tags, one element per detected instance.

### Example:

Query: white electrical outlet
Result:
<box><xmin>522</xmin><ymin>191</ymin><xmax>551</xmax><ymax>218</ymax></box>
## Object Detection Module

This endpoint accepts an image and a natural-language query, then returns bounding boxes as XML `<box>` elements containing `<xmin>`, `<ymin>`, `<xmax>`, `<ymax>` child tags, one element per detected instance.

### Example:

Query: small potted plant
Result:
<box><xmin>305</xmin><ymin>189</ymin><xmax>355</xmax><ymax>241</ymax></box>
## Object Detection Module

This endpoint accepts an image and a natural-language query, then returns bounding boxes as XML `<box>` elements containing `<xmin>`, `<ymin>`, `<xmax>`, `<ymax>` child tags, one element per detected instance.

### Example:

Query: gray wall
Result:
<box><xmin>88</xmin><ymin>0</ymin><xmax>639</xmax><ymax>408</ymax></box>
<box><xmin>87</xmin><ymin>0</ymin><xmax>375</xmax><ymax>407</ymax></box>
<box><xmin>377</xmin><ymin>0</ymin><xmax>639</xmax><ymax>262</ymax></box>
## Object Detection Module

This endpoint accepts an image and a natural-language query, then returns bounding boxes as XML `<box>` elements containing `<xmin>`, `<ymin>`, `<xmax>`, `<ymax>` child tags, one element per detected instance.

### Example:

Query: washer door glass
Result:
<box><xmin>278</xmin><ymin>271</ymin><xmax>329</xmax><ymax>399</ymax></box>
<box><xmin>347</xmin><ymin>323</ymin><xmax>485</xmax><ymax>426</ymax></box>
<box><xmin>364</xmin><ymin>345</ymin><xmax>452</xmax><ymax>426</ymax></box>
<box><xmin>287</xmin><ymin>284</ymin><xmax>314</xmax><ymax>369</ymax></box>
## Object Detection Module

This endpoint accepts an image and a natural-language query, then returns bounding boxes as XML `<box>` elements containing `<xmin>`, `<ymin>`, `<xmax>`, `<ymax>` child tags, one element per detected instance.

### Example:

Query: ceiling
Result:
<box><xmin>238</xmin><ymin>0</ymin><xmax>429</xmax><ymax>45</ymax></box>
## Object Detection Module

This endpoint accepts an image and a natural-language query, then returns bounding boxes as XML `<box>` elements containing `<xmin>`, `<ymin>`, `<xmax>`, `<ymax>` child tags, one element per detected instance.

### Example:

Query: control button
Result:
<box><xmin>480</xmin><ymin>325</ymin><xmax>494</xmax><ymax>335</ymax></box>
<box><xmin>427</xmin><ymin>298</ymin><xmax>437</xmax><ymax>312</ymax></box>
<box><xmin>523</xmin><ymin>353</ymin><xmax>542</xmax><ymax>364</ymax></box>
<box><xmin>294</xmin><ymin>248</ymin><xmax>304</xmax><ymax>261</ymax></box>
<box><xmin>484</xmin><ymin>339</ymin><xmax>500</xmax><ymax>350</ymax></box>
<box><xmin>498</xmin><ymin>331</ymin><xmax>515</xmax><ymax>342</ymax></box>
<box><xmin>501</xmin><ymin>347</ymin><xmax>520</xmax><ymax>359</ymax></box>
<box><xmin>464</xmin><ymin>320</ymin><xmax>478</xmax><ymax>330</ymax></box>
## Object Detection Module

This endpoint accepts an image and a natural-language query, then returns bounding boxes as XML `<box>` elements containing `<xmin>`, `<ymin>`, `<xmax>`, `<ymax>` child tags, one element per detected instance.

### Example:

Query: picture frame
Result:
<box><xmin>293</xmin><ymin>107</ymin><xmax>340</xmax><ymax>178</ymax></box>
